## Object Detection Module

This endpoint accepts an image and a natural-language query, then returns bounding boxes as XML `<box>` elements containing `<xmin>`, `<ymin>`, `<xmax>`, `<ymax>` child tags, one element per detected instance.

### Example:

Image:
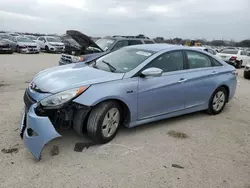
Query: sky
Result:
<box><xmin>0</xmin><ymin>0</ymin><xmax>249</xmax><ymax>40</ymax></box>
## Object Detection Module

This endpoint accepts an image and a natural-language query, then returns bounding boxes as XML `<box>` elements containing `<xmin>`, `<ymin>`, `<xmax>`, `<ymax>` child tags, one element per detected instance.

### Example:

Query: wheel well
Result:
<box><xmin>93</xmin><ymin>99</ymin><xmax>131</xmax><ymax>126</ymax></box>
<box><xmin>220</xmin><ymin>85</ymin><xmax>230</xmax><ymax>102</ymax></box>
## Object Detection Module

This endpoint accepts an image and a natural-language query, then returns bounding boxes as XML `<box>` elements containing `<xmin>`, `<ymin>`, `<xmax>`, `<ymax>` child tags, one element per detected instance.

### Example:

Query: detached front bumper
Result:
<box><xmin>20</xmin><ymin>104</ymin><xmax>61</xmax><ymax>160</ymax></box>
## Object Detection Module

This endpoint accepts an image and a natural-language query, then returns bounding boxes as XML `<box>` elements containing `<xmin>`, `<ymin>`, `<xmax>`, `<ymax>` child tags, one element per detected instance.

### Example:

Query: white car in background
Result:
<box><xmin>36</xmin><ymin>36</ymin><xmax>65</xmax><ymax>53</ymax></box>
<box><xmin>190</xmin><ymin>46</ymin><xmax>217</xmax><ymax>55</ymax></box>
<box><xmin>216</xmin><ymin>49</ymin><xmax>250</xmax><ymax>68</ymax></box>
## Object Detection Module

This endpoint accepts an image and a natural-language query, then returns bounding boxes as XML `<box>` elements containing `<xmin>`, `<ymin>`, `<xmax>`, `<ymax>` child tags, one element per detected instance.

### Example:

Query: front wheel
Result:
<box><xmin>87</xmin><ymin>101</ymin><xmax>122</xmax><ymax>144</ymax></box>
<box><xmin>207</xmin><ymin>87</ymin><xmax>227</xmax><ymax>115</ymax></box>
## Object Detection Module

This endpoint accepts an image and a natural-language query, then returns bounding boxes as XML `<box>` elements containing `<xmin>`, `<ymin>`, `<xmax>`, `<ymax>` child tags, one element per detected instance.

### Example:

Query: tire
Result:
<box><xmin>207</xmin><ymin>87</ymin><xmax>228</xmax><ymax>115</ymax></box>
<box><xmin>236</xmin><ymin>61</ymin><xmax>242</xmax><ymax>69</ymax></box>
<box><xmin>45</xmin><ymin>45</ymin><xmax>49</xmax><ymax>53</ymax></box>
<box><xmin>87</xmin><ymin>101</ymin><xmax>122</xmax><ymax>144</ymax></box>
<box><xmin>73</xmin><ymin>108</ymin><xmax>90</xmax><ymax>136</ymax></box>
<box><xmin>244</xmin><ymin>71</ymin><xmax>250</xmax><ymax>79</ymax></box>
<box><xmin>16</xmin><ymin>46</ymin><xmax>20</xmax><ymax>53</ymax></box>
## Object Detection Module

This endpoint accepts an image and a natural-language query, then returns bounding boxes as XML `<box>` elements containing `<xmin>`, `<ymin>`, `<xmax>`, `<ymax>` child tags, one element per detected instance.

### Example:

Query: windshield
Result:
<box><xmin>17</xmin><ymin>37</ymin><xmax>33</xmax><ymax>42</ymax></box>
<box><xmin>47</xmin><ymin>37</ymin><xmax>61</xmax><ymax>42</ymax></box>
<box><xmin>95</xmin><ymin>38</ymin><xmax>115</xmax><ymax>51</ymax></box>
<box><xmin>0</xmin><ymin>34</ymin><xmax>10</xmax><ymax>39</ymax></box>
<box><xmin>93</xmin><ymin>47</ymin><xmax>154</xmax><ymax>73</ymax></box>
<box><xmin>26</xmin><ymin>36</ymin><xmax>37</xmax><ymax>40</ymax></box>
<box><xmin>220</xmin><ymin>50</ymin><xmax>238</xmax><ymax>54</ymax></box>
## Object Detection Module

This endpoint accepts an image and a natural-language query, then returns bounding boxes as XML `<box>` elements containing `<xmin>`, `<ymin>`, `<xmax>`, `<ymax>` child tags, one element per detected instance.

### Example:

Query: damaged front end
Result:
<box><xmin>21</xmin><ymin>87</ymin><xmax>91</xmax><ymax>160</ymax></box>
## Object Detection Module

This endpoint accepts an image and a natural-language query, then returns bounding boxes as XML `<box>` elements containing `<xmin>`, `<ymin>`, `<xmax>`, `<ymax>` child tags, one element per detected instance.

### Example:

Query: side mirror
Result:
<box><xmin>141</xmin><ymin>67</ymin><xmax>163</xmax><ymax>77</ymax></box>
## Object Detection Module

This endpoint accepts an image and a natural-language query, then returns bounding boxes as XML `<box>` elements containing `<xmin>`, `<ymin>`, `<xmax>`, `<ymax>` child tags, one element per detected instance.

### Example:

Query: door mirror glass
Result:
<box><xmin>141</xmin><ymin>67</ymin><xmax>163</xmax><ymax>77</ymax></box>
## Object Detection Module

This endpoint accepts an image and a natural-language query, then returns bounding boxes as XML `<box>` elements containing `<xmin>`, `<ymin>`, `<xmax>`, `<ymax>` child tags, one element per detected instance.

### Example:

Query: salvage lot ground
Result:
<box><xmin>0</xmin><ymin>53</ymin><xmax>249</xmax><ymax>188</ymax></box>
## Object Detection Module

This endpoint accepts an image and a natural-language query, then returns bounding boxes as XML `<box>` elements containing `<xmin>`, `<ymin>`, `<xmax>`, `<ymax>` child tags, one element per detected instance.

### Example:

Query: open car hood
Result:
<box><xmin>66</xmin><ymin>30</ymin><xmax>103</xmax><ymax>52</ymax></box>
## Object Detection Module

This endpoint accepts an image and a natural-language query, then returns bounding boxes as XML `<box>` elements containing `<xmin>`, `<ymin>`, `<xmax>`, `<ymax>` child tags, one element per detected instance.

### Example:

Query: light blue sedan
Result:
<box><xmin>21</xmin><ymin>44</ymin><xmax>237</xmax><ymax>159</ymax></box>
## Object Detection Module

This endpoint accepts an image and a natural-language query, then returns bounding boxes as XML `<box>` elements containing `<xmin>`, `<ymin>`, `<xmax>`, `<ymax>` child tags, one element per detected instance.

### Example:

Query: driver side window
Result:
<box><xmin>145</xmin><ymin>51</ymin><xmax>184</xmax><ymax>73</ymax></box>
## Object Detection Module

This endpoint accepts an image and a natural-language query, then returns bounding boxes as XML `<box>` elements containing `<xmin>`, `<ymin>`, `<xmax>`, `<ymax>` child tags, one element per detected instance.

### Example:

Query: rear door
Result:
<box><xmin>138</xmin><ymin>50</ymin><xmax>188</xmax><ymax>119</ymax></box>
<box><xmin>240</xmin><ymin>51</ymin><xmax>250</xmax><ymax>66</ymax></box>
<box><xmin>183</xmin><ymin>50</ymin><xmax>223</xmax><ymax>108</ymax></box>
<box><xmin>37</xmin><ymin>37</ymin><xmax>46</xmax><ymax>49</ymax></box>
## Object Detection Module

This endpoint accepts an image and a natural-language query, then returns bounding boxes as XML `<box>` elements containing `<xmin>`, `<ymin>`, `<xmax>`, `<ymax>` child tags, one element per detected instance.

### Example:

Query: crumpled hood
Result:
<box><xmin>32</xmin><ymin>63</ymin><xmax>124</xmax><ymax>93</ymax></box>
<box><xmin>17</xmin><ymin>42</ymin><xmax>37</xmax><ymax>47</ymax></box>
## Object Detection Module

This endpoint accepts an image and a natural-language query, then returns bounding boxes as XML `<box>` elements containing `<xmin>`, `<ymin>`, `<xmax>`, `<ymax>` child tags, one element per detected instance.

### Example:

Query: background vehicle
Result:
<box><xmin>59</xmin><ymin>30</ymin><xmax>155</xmax><ymax>65</ymax></box>
<box><xmin>21</xmin><ymin>44</ymin><xmax>237</xmax><ymax>159</ymax></box>
<box><xmin>24</xmin><ymin>35</ymin><xmax>37</xmax><ymax>42</ymax></box>
<box><xmin>190</xmin><ymin>46</ymin><xmax>217</xmax><ymax>55</ymax></box>
<box><xmin>0</xmin><ymin>37</ymin><xmax>13</xmax><ymax>54</ymax></box>
<box><xmin>60</xmin><ymin>31</ymin><xmax>102</xmax><ymax>56</ymax></box>
<box><xmin>244</xmin><ymin>63</ymin><xmax>250</xmax><ymax>79</ymax></box>
<box><xmin>8</xmin><ymin>36</ymin><xmax>40</xmax><ymax>53</ymax></box>
<box><xmin>216</xmin><ymin>49</ymin><xmax>250</xmax><ymax>68</ymax></box>
<box><xmin>36</xmin><ymin>36</ymin><xmax>65</xmax><ymax>53</ymax></box>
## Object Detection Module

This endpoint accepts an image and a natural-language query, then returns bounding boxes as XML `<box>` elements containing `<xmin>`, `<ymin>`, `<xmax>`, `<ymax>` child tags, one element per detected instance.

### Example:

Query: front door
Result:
<box><xmin>137</xmin><ymin>50</ymin><xmax>187</xmax><ymax>120</ymax></box>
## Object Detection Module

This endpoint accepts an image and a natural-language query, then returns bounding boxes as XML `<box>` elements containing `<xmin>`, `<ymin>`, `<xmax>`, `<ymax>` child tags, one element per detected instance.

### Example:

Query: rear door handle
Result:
<box><xmin>178</xmin><ymin>78</ymin><xmax>187</xmax><ymax>83</ymax></box>
<box><xmin>212</xmin><ymin>71</ymin><xmax>217</xmax><ymax>75</ymax></box>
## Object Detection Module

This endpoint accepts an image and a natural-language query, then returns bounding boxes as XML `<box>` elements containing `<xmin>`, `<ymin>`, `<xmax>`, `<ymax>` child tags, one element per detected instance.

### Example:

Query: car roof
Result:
<box><xmin>104</xmin><ymin>37</ymin><xmax>153</xmax><ymax>41</ymax></box>
<box><xmin>126</xmin><ymin>44</ymin><xmax>189</xmax><ymax>52</ymax></box>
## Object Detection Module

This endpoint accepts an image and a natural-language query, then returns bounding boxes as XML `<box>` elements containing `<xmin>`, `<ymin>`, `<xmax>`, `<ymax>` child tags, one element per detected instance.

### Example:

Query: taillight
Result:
<box><xmin>230</xmin><ymin>56</ymin><xmax>237</xmax><ymax>61</ymax></box>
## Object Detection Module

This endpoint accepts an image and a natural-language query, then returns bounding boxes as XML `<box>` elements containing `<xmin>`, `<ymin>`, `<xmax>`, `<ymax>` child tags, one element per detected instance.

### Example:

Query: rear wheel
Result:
<box><xmin>87</xmin><ymin>101</ymin><xmax>122</xmax><ymax>144</ymax></box>
<box><xmin>244</xmin><ymin>71</ymin><xmax>250</xmax><ymax>79</ymax></box>
<box><xmin>45</xmin><ymin>45</ymin><xmax>49</xmax><ymax>53</ymax></box>
<box><xmin>236</xmin><ymin>60</ymin><xmax>242</xmax><ymax>69</ymax></box>
<box><xmin>207</xmin><ymin>87</ymin><xmax>227</xmax><ymax>115</ymax></box>
<box><xmin>16</xmin><ymin>46</ymin><xmax>20</xmax><ymax>53</ymax></box>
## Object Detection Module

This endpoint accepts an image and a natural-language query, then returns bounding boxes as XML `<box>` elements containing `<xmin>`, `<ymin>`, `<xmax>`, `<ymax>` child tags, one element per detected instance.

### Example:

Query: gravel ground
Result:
<box><xmin>0</xmin><ymin>53</ymin><xmax>249</xmax><ymax>188</ymax></box>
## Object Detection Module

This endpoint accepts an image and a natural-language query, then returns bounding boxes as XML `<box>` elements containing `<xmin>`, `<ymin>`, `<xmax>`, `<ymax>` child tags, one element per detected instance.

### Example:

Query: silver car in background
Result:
<box><xmin>8</xmin><ymin>36</ymin><xmax>40</xmax><ymax>53</ymax></box>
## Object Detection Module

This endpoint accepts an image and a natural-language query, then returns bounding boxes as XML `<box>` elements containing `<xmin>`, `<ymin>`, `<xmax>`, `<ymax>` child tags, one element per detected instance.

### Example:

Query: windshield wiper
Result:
<box><xmin>102</xmin><ymin>60</ymin><xmax>116</xmax><ymax>72</ymax></box>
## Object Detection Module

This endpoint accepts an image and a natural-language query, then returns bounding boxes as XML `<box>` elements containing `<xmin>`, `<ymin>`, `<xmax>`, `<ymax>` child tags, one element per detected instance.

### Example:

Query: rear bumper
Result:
<box><xmin>20</xmin><ymin>104</ymin><xmax>61</xmax><ymax>160</ymax></box>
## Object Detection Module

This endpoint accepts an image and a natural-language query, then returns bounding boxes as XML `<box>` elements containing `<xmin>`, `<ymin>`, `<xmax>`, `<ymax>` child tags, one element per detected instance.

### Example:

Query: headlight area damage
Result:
<box><xmin>21</xmin><ymin>86</ymin><xmax>90</xmax><ymax>160</ymax></box>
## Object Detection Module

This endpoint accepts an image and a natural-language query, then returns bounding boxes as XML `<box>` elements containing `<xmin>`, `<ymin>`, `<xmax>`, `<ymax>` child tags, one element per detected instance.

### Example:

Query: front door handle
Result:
<box><xmin>178</xmin><ymin>78</ymin><xmax>187</xmax><ymax>83</ymax></box>
<box><xmin>212</xmin><ymin>71</ymin><xmax>217</xmax><ymax>75</ymax></box>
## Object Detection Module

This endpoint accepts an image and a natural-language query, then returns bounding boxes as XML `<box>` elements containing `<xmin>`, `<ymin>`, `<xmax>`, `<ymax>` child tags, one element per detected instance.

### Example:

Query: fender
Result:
<box><xmin>73</xmin><ymin>77</ymin><xmax>139</xmax><ymax>125</ymax></box>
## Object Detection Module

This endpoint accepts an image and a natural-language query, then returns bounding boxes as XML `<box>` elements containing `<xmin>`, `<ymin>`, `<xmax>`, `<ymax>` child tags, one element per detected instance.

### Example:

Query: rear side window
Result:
<box><xmin>112</xmin><ymin>40</ymin><xmax>129</xmax><ymax>51</ymax></box>
<box><xmin>240</xmin><ymin>51</ymin><xmax>246</xmax><ymax>55</ymax></box>
<box><xmin>128</xmin><ymin>40</ymin><xmax>143</xmax><ymax>45</ymax></box>
<box><xmin>145</xmin><ymin>51</ymin><xmax>184</xmax><ymax>73</ymax></box>
<box><xmin>38</xmin><ymin>37</ymin><xmax>45</xmax><ymax>41</ymax></box>
<box><xmin>211</xmin><ymin>58</ymin><xmax>222</xmax><ymax>66</ymax></box>
<box><xmin>144</xmin><ymin>40</ymin><xmax>154</xmax><ymax>44</ymax></box>
<box><xmin>186</xmin><ymin>51</ymin><xmax>212</xmax><ymax>69</ymax></box>
<box><xmin>207</xmin><ymin>49</ymin><xmax>216</xmax><ymax>55</ymax></box>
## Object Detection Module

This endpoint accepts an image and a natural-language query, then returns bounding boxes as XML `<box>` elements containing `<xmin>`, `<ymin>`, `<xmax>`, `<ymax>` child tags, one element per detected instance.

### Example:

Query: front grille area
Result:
<box><xmin>23</xmin><ymin>89</ymin><xmax>36</xmax><ymax>112</ymax></box>
<box><xmin>28</xmin><ymin>46</ymin><xmax>36</xmax><ymax>48</ymax></box>
<box><xmin>60</xmin><ymin>54</ymin><xmax>73</xmax><ymax>64</ymax></box>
